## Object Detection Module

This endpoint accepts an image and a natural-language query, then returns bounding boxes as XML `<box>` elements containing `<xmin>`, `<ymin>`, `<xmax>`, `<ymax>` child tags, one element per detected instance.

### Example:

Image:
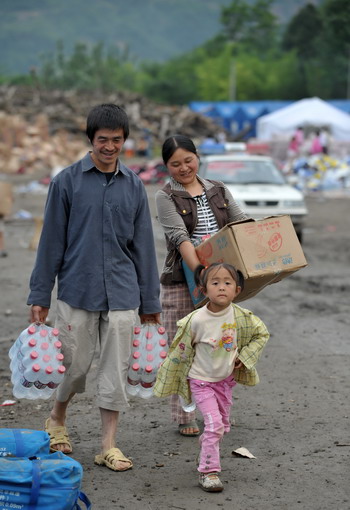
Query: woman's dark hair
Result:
<box><xmin>86</xmin><ymin>104</ymin><xmax>129</xmax><ymax>143</ymax></box>
<box><xmin>194</xmin><ymin>262</ymin><xmax>245</xmax><ymax>292</ymax></box>
<box><xmin>162</xmin><ymin>134</ymin><xmax>198</xmax><ymax>165</ymax></box>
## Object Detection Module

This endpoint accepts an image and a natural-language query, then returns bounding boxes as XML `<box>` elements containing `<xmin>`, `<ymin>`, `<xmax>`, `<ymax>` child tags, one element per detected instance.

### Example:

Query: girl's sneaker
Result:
<box><xmin>198</xmin><ymin>472</ymin><xmax>223</xmax><ymax>492</ymax></box>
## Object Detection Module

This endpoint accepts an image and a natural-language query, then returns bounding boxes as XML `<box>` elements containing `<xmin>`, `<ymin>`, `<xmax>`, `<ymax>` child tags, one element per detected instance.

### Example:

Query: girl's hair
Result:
<box><xmin>194</xmin><ymin>262</ymin><xmax>245</xmax><ymax>292</ymax></box>
<box><xmin>162</xmin><ymin>134</ymin><xmax>198</xmax><ymax>165</ymax></box>
<box><xmin>86</xmin><ymin>103</ymin><xmax>129</xmax><ymax>143</ymax></box>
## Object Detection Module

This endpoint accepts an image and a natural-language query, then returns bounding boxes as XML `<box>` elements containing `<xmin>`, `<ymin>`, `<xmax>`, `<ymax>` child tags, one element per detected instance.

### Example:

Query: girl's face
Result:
<box><xmin>204</xmin><ymin>267</ymin><xmax>241</xmax><ymax>313</ymax></box>
<box><xmin>166</xmin><ymin>148</ymin><xmax>199</xmax><ymax>186</ymax></box>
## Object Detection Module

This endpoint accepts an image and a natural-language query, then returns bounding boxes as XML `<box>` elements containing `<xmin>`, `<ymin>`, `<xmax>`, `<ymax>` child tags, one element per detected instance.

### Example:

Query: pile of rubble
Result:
<box><xmin>0</xmin><ymin>85</ymin><xmax>222</xmax><ymax>176</ymax></box>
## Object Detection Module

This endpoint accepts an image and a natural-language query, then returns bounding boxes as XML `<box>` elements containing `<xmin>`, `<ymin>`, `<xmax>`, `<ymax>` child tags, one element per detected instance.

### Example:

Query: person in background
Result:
<box><xmin>154</xmin><ymin>262</ymin><xmax>269</xmax><ymax>492</ymax></box>
<box><xmin>310</xmin><ymin>130</ymin><xmax>323</xmax><ymax>155</ymax></box>
<box><xmin>27</xmin><ymin>103</ymin><xmax>161</xmax><ymax>472</ymax></box>
<box><xmin>294</xmin><ymin>126</ymin><xmax>304</xmax><ymax>148</ymax></box>
<box><xmin>155</xmin><ymin>134</ymin><xmax>249</xmax><ymax>437</ymax></box>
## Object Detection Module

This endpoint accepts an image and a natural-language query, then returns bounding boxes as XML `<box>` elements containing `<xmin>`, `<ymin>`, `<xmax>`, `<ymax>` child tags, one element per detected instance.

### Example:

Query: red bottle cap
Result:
<box><xmin>52</xmin><ymin>328</ymin><xmax>59</xmax><ymax>336</ymax></box>
<box><xmin>158</xmin><ymin>326</ymin><xmax>166</xmax><ymax>334</ymax></box>
<box><xmin>145</xmin><ymin>365</ymin><xmax>153</xmax><ymax>373</ymax></box>
<box><xmin>40</xmin><ymin>342</ymin><xmax>49</xmax><ymax>350</ymax></box>
<box><xmin>32</xmin><ymin>364</ymin><xmax>41</xmax><ymax>372</ymax></box>
<box><xmin>133</xmin><ymin>339</ymin><xmax>140</xmax><ymax>347</ymax></box>
<box><xmin>159</xmin><ymin>339</ymin><xmax>167</xmax><ymax>347</ymax></box>
<box><xmin>28</xmin><ymin>338</ymin><xmax>37</xmax><ymax>347</ymax></box>
<box><xmin>43</xmin><ymin>354</ymin><xmax>51</xmax><ymax>363</ymax></box>
<box><xmin>28</xmin><ymin>326</ymin><xmax>36</xmax><ymax>335</ymax></box>
<box><xmin>145</xmin><ymin>332</ymin><xmax>153</xmax><ymax>339</ymax></box>
<box><xmin>56</xmin><ymin>353</ymin><xmax>64</xmax><ymax>361</ymax></box>
<box><xmin>45</xmin><ymin>366</ymin><xmax>53</xmax><ymax>375</ymax></box>
<box><xmin>147</xmin><ymin>354</ymin><xmax>154</xmax><ymax>362</ymax></box>
<box><xmin>132</xmin><ymin>362</ymin><xmax>140</xmax><ymax>371</ymax></box>
<box><xmin>58</xmin><ymin>366</ymin><xmax>66</xmax><ymax>374</ymax></box>
<box><xmin>30</xmin><ymin>351</ymin><xmax>39</xmax><ymax>360</ymax></box>
<box><xmin>40</xmin><ymin>329</ymin><xmax>48</xmax><ymax>337</ymax></box>
<box><xmin>134</xmin><ymin>326</ymin><xmax>141</xmax><ymax>335</ymax></box>
<box><xmin>159</xmin><ymin>350</ymin><xmax>167</xmax><ymax>359</ymax></box>
<box><xmin>133</xmin><ymin>351</ymin><xmax>141</xmax><ymax>359</ymax></box>
<box><xmin>146</xmin><ymin>344</ymin><xmax>153</xmax><ymax>351</ymax></box>
<box><xmin>54</xmin><ymin>341</ymin><xmax>62</xmax><ymax>349</ymax></box>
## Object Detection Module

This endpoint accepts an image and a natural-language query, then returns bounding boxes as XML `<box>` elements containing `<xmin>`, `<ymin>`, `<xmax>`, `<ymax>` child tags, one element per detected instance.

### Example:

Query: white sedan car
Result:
<box><xmin>198</xmin><ymin>153</ymin><xmax>308</xmax><ymax>242</ymax></box>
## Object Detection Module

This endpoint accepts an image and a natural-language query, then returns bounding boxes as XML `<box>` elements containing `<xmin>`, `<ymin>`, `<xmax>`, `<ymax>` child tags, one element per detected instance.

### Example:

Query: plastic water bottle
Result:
<box><xmin>179</xmin><ymin>396</ymin><xmax>196</xmax><ymax>413</ymax></box>
<box><xmin>9</xmin><ymin>324</ymin><xmax>64</xmax><ymax>400</ymax></box>
<box><xmin>139</xmin><ymin>364</ymin><xmax>156</xmax><ymax>399</ymax></box>
<box><xmin>11</xmin><ymin>350</ymin><xmax>38</xmax><ymax>381</ymax></box>
<box><xmin>32</xmin><ymin>366</ymin><xmax>56</xmax><ymax>398</ymax></box>
<box><xmin>126</xmin><ymin>362</ymin><xmax>142</xmax><ymax>396</ymax></box>
<box><xmin>16</xmin><ymin>337</ymin><xmax>38</xmax><ymax>361</ymax></box>
<box><xmin>47</xmin><ymin>365</ymin><xmax>66</xmax><ymax>390</ymax></box>
<box><xmin>12</xmin><ymin>364</ymin><xmax>41</xmax><ymax>399</ymax></box>
<box><xmin>10</xmin><ymin>339</ymin><xmax>37</xmax><ymax>372</ymax></box>
<box><xmin>8</xmin><ymin>325</ymin><xmax>37</xmax><ymax>360</ymax></box>
<box><xmin>126</xmin><ymin>323</ymin><xmax>170</xmax><ymax>399</ymax></box>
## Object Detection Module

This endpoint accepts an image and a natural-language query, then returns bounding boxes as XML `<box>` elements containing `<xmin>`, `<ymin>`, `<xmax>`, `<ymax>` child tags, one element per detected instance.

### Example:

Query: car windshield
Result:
<box><xmin>200</xmin><ymin>159</ymin><xmax>286</xmax><ymax>185</ymax></box>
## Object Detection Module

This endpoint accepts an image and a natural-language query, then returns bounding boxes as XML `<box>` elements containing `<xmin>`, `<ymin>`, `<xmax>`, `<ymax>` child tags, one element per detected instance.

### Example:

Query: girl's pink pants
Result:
<box><xmin>189</xmin><ymin>375</ymin><xmax>236</xmax><ymax>473</ymax></box>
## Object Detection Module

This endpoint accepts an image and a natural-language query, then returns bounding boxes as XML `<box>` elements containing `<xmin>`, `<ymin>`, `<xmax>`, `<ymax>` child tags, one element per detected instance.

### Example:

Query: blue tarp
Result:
<box><xmin>189</xmin><ymin>100</ymin><xmax>350</xmax><ymax>139</ymax></box>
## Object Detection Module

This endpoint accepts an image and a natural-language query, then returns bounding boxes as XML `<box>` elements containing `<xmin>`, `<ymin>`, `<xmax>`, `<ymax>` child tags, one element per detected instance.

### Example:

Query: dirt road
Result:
<box><xmin>0</xmin><ymin>181</ymin><xmax>349</xmax><ymax>510</ymax></box>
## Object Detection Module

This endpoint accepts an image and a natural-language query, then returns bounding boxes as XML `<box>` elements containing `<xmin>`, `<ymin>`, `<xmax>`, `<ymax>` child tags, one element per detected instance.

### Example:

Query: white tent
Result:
<box><xmin>256</xmin><ymin>97</ymin><xmax>350</xmax><ymax>141</ymax></box>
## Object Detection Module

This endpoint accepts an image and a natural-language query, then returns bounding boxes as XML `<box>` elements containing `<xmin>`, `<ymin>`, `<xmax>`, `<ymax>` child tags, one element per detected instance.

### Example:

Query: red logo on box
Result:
<box><xmin>268</xmin><ymin>233</ymin><xmax>282</xmax><ymax>252</ymax></box>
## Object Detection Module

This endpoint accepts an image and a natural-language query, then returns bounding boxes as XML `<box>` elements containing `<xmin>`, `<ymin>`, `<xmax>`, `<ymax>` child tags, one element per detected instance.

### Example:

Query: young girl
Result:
<box><xmin>154</xmin><ymin>262</ymin><xmax>269</xmax><ymax>492</ymax></box>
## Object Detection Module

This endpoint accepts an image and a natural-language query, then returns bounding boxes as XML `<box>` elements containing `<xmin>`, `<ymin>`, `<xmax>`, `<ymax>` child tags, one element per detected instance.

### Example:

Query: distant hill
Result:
<box><xmin>0</xmin><ymin>0</ymin><xmax>321</xmax><ymax>75</ymax></box>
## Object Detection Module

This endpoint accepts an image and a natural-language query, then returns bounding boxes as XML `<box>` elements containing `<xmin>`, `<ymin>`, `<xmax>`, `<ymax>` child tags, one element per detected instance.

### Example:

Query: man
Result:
<box><xmin>28</xmin><ymin>104</ymin><xmax>161</xmax><ymax>471</ymax></box>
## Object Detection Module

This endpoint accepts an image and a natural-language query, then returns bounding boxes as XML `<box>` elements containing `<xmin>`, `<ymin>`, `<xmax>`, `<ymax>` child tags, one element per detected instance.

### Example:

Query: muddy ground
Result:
<box><xmin>0</xmin><ymin>176</ymin><xmax>349</xmax><ymax>510</ymax></box>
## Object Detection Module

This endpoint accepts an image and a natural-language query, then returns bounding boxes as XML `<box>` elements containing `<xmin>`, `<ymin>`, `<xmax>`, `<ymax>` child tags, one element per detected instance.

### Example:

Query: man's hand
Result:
<box><xmin>139</xmin><ymin>313</ymin><xmax>161</xmax><ymax>325</ymax></box>
<box><xmin>30</xmin><ymin>305</ymin><xmax>50</xmax><ymax>324</ymax></box>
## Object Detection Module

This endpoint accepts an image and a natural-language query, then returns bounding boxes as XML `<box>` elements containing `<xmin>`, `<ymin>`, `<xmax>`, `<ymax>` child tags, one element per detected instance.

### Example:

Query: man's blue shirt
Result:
<box><xmin>28</xmin><ymin>153</ymin><xmax>161</xmax><ymax>314</ymax></box>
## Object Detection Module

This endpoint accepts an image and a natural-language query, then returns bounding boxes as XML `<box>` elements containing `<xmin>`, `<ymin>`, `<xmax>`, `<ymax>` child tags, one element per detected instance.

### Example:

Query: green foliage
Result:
<box><xmin>1</xmin><ymin>0</ymin><xmax>348</xmax><ymax>102</ymax></box>
<box><xmin>282</xmin><ymin>4</ymin><xmax>323</xmax><ymax>59</ymax></box>
<box><xmin>39</xmin><ymin>41</ymin><xmax>139</xmax><ymax>92</ymax></box>
<box><xmin>221</xmin><ymin>0</ymin><xmax>279</xmax><ymax>55</ymax></box>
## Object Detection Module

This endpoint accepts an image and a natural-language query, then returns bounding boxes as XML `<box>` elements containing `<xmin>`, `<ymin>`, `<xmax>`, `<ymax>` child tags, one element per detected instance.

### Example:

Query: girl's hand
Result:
<box><xmin>234</xmin><ymin>358</ymin><xmax>243</xmax><ymax>369</ymax></box>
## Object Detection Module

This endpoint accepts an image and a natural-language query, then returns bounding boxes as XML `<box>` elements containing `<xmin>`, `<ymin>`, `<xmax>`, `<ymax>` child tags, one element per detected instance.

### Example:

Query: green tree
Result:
<box><xmin>221</xmin><ymin>0</ymin><xmax>278</xmax><ymax>56</ymax></box>
<box><xmin>282</xmin><ymin>3</ymin><xmax>323</xmax><ymax>59</ymax></box>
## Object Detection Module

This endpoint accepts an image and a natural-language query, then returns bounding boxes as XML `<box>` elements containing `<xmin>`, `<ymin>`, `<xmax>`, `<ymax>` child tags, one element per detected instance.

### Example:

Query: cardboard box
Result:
<box><xmin>0</xmin><ymin>182</ymin><xmax>13</xmax><ymax>216</ymax></box>
<box><xmin>184</xmin><ymin>215</ymin><xmax>308</xmax><ymax>308</ymax></box>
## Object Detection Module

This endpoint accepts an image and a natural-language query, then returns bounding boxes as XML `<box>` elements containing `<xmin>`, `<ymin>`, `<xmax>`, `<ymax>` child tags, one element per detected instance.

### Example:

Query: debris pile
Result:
<box><xmin>0</xmin><ymin>85</ymin><xmax>222</xmax><ymax>176</ymax></box>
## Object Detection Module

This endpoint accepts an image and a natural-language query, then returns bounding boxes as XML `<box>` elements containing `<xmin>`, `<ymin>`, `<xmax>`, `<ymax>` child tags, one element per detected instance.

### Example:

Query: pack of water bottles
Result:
<box><xmin>126</xmin><ymin>323</ymin><xmax>168</xmax><ymax>399</ymax></box>
<box><xmin>9</xmin><ymin>323</ymin><xmax>66</xmax><ymax>400</ymax></box>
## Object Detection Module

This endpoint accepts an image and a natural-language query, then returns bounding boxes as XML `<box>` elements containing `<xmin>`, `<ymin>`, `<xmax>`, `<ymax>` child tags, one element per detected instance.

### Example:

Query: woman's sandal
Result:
<box><xmin>178</xmin><ymin>420</ymin><xmax>200</xmax><ymax>437</ymax></box>
<box><xmin>94</xmin><ymin>447</ymin><xmax>133</xmax><ymax>472</ymax></box>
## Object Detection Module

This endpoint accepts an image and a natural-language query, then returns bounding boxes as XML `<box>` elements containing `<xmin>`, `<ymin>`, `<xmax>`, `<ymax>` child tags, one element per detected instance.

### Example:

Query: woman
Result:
<box><xmin>155</xmin><ymin>134</ymin><xmax>249</xmax><ymax>436</ymax></box>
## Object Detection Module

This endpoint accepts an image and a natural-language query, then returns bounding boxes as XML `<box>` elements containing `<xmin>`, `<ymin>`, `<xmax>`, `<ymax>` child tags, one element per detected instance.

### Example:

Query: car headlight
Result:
<box><xmin>281</xmin><ymin>200</ymin><xmax>305</xmax><ymax>208</ymax></box>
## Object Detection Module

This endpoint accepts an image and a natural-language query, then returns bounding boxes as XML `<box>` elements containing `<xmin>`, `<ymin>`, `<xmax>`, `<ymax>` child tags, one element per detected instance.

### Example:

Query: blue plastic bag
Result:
<box><xmin>0</xmin><ymin>451</ymin><xmax>91</xmax><ymax>509</ymax></box>
<box><xmin>0</xmin><ymin>429</ymin><xmax>50</xmax><ymax>458</ymax></box>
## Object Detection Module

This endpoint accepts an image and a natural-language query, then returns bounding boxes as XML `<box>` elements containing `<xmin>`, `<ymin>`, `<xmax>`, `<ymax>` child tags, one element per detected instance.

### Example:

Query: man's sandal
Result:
<box><xmin>44</xmin><ymin>418</ymin><xmax>73</xmax><ymax>454</ymax></box>
<box><xmin>94</xmin><ymin>447</ymin><xmax>133</xmax><ymax>472</ymax></box>
<box><xmin>178</xmin><ymin>420</ymin><xmax>200</xmax><ymax>436</ymax></box>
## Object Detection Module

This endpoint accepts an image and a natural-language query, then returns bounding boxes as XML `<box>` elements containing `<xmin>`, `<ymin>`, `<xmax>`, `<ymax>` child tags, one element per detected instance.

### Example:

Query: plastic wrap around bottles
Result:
<box><xmin>9</xmin><ymin>324</ymin><xmax>66</xmax><ymax>400</ymax></box>
<box><xmin>126</xmin><ymin>324</ymin><xmax>168</xmax><ymax>399</ymax></box>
